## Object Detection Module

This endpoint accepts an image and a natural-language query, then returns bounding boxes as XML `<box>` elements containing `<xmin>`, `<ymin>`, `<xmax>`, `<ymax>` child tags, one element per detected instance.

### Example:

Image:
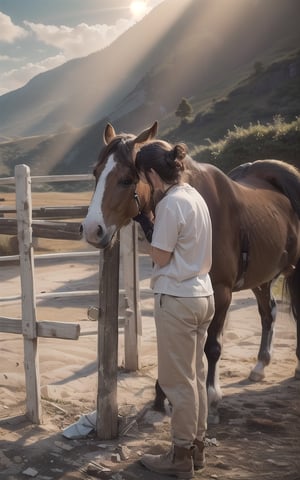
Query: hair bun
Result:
<box><xmin>174</xmin><ymin>143</ymin><xmax>187</xmax><ymax>160</ymax></box>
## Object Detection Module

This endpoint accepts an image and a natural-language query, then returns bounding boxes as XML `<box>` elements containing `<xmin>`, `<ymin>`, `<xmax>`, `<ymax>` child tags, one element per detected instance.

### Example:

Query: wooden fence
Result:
<box><xmin>0</xmin><ymin>164</ymin><xmax>143</xmax><ymax>437</ymax></box>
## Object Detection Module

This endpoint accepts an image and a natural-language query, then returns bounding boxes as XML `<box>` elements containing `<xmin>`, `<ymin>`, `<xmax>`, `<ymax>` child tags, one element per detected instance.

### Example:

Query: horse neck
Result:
<box><xmin>182</xmin><ymin>156</ymin><xmax>205</xmax><ymax>187</ymax></box>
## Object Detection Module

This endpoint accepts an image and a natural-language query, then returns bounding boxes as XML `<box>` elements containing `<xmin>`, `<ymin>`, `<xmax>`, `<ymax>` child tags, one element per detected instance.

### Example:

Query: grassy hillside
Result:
<box><xmin>158</xmin><ymin>50</ymin><xmax>300</xmax><ymax>172</ymax></box>
<box><xmin>192</xmin><ymin>116</ymin><xmax>300</xmax><ymax>173</ymax></box>
<box><xmin>160</xmin><ymin>50</ymin><xmax>300</xmax><ymax>145</ymax></box>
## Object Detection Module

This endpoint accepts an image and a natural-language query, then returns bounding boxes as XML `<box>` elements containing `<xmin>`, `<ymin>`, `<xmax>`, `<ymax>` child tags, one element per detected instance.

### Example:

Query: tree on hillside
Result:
<box><xmin>175</xmin><ymin>97</ymin><xmax>193</xmax><ymax>124</ymax></box>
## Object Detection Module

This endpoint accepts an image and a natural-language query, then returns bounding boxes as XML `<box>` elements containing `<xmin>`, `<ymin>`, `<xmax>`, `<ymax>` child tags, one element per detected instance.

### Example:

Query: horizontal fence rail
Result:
<box><xmin>0</xmin><ymin>165</ymin><xmax>143</xmax><ymax>432</ymax></box>
<box><xmin>0</xmin><ymin>205</ymin><xmax>89</xmax><ymax>219</ymax></box>
<box><xmin>0</xmin><ymin>287</ymin><xmax>152</xmax><ymax>304</ymax></box>
<box><xmin>0</xmin><ymin>250</ymin><xmax>98</xmax><ymax>262</ymax></box>
<box><xmin>0</xmin><ymin>174</ymin><xmax>93</xmax><ymax>185</ymax></box>
<box><xmin>0</xmin><ymin>218</ymin><xmax>83</xmax><ymax>239</ymax></box>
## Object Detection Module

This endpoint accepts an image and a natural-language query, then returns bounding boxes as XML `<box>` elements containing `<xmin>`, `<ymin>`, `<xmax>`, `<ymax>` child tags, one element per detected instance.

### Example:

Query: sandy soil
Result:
<box><xmin>1</xmin><ymin>246</ymin><xmax>300</xmax><ymax>480</ymax></box>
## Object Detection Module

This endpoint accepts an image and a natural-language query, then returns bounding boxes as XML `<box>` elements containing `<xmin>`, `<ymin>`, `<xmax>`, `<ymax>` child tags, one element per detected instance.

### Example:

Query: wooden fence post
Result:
<box><xmin>15</xmin><ymin>164</ymin><xmax>42</xmax><ymax>424</ymax></box>
<box><xmin>96</xmin><ymin>234</ymin><xmax>120</xmax><ymax>439</ymax></box>
<box><xmin>121</xmin><ymin>223</ymin><xmax>142</xmax><ymax>370</ymax></box>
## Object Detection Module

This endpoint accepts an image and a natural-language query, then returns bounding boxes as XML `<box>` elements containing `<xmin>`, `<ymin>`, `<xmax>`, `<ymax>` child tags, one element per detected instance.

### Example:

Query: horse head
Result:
<box><xmin>81</xmin><ymin>121</ymin><xmax>158</xmax><ymax>248</ymax></box>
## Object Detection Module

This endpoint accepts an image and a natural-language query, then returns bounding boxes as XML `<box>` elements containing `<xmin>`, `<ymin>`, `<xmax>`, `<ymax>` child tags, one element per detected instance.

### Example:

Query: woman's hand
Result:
<box><xmin>132</xmin><ymin>212</ymin><xmax>154</xmax><ymax>243</ymax></box>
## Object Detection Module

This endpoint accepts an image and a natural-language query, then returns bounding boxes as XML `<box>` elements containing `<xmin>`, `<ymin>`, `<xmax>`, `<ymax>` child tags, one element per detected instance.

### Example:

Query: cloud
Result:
<box><xmin>0</xmin><ymin>12</ymin><xmax>28</xmax><ymax>43</ymax></box>
<box><xmin>0</xmin><ymin>15</ymin><xmax>134</xmax><ymax>95</ymax></box>
<box><xmin>0</xmin><ymin>54</ymin><xmax>66</xmax><ymax>95</ymax></box>
<box><xmin>24</xmin><ymin>18</ymin><xmax>134</xmax><ymax>59</ymax></box>
<box><xmin>0</xmin><ymin>13</ymin><xmax>139</xmax><ymax>95</ymax></box>
<box><xmin>0</xmin><ymin>54</ymin><xmax>22</xmax><ymax>62</ymax></box>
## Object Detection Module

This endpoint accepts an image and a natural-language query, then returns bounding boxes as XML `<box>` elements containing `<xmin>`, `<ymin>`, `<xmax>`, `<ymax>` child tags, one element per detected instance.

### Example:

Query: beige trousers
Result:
<box><xmin>154</xmin><ymin>293</ymin><xmax>215</xmax><ymax>448</ymax></box>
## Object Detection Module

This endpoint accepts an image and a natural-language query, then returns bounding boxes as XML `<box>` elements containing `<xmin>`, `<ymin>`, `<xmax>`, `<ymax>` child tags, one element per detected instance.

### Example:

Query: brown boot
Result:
<box><xmin>193</xmin><ymin>439</ymin><xmax>205</xmax><ymax>470</ymax></box>
<box><xmin>140</xmin><ymin>444</ymin><xmax>194</xmax><ymax>478</ymax></box>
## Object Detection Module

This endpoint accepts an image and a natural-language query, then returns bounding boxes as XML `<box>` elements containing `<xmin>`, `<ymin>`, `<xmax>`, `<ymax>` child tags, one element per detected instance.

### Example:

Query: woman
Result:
<box><xmin>134</xmin><ymin>140</ymin><xmax>215</xmax><ymax>479</ymax></box>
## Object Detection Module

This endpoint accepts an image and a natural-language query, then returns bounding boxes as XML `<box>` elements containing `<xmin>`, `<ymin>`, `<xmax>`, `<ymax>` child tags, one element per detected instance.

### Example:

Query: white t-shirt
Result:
<box><xmin>151</xmin><ymin>183</ymin><xmax>213</xmax><ymax>297</ymax></box>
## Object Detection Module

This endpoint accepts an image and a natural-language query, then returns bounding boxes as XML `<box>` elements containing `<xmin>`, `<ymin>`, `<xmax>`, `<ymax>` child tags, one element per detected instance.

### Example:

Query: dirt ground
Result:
<box><xmin>0</xmin><ymin>208</ymin><xmax>300</xmax><ymax>479</ymax></box>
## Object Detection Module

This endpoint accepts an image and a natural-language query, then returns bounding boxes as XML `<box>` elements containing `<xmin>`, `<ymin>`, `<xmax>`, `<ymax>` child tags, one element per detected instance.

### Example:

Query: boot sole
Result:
<box><xmin>140</xmin><ymin>458</ymin><xmax>194</xmax><ymax>479</ymax></box>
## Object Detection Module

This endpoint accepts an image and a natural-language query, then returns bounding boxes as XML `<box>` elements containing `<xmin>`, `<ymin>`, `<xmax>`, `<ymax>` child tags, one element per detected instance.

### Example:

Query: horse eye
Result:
<box><xmin>119</xmin><ymin>178</ymin><xmax>133</xmax><ymax>187</ymax></box>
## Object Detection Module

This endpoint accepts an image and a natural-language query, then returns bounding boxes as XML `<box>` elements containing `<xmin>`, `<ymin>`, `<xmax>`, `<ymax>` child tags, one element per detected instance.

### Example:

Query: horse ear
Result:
<box><xmin>133</xmin><ymin>121</ymin><xmax>158</xmax><ymax>146</ymax></box>
<box><xmin>103</xmin><ymin>123</ymin><xmax>116</xmax><ymax>145</ymax></box>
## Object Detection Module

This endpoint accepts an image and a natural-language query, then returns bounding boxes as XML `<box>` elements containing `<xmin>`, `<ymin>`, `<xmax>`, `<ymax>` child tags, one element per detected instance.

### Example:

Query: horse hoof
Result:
<box><xmin>249</xmin><ymin>371</ymin><xmax>264</xmax><ymax>382</ymax></box>
<box><xmin>249</xmin><ymin>369</ymin><xmax>265</xmax><ymax>382</ymax></box>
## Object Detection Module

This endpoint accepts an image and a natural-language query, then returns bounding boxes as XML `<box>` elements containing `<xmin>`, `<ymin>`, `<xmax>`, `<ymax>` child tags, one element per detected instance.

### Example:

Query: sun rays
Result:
<box><xmin>130</xmin><ymin>1</ymin><xmax>148</xmax><ymax>20</ymax></box>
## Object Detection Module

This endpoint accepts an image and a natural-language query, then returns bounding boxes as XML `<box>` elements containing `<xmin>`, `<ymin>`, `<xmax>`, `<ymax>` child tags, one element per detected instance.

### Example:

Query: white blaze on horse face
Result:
<box><xmin>83</xmin><ymin>154</ymin><xmax>116</xmax><ymax>246</ymax></box>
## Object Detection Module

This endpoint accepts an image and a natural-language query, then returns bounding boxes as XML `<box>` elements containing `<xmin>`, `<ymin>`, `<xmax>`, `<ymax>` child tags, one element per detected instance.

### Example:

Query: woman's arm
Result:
<box><xmin>150</xmin><ymin>246</ymin><xmax>172</xmax><ymax>267</ymax></box>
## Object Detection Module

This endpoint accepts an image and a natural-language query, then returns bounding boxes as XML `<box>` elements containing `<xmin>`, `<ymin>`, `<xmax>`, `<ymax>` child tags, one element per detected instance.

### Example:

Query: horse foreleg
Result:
<box><xmin>205</xmin><ymin>285</ymin><xmax>232</xmax><ymax>423</ymax></box>
<box><xmin>250</xmin><ymin>283</ymin><xmax>276</xmax><ymax>382</ymax></box>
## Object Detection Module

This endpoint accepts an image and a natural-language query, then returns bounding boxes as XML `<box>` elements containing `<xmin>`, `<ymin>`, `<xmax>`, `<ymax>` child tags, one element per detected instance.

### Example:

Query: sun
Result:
<box><xmin>130</xmin><ymin>1</ymin><xmax>148</xmax><ymax>20</ymax></box>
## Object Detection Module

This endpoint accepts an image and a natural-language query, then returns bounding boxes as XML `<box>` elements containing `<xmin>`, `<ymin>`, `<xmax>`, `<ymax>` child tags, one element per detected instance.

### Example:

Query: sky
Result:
<box><xmin>0</xmin><ymin>0</ymin><xmax>164</xmax><ymax>96</ymax></box>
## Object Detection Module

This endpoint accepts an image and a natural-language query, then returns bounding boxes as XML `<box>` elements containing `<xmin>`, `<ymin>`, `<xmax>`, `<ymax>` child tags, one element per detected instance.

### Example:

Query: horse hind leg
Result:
<box><xmin>250</xmin><ymin>282</ymin><xmax>276</xmax><ymax>382</ymax></box>
<box><xmin>205</xmin><ymin>284</ymin><xmax>232</xmax><ymax>423</ymax></box>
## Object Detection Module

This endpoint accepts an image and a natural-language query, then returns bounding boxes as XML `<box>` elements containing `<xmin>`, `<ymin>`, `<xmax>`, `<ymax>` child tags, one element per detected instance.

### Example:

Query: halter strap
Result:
<box><xmin>134</xmin><ymin>191</ymin><xmax>142</xmax><ymax>214</ymax></box>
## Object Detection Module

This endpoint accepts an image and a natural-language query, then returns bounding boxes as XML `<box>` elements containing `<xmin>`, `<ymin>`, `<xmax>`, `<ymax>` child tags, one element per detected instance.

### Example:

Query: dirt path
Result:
<box><xmin>0</xmin><ymin>254</ymin><xmax>299</xmax><ymax>479</ymax></box>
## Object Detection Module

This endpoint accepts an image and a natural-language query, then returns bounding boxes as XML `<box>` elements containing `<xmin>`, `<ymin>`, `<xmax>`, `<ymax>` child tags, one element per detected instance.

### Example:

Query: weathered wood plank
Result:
<box><xmin>0</xmin><ymin>317</ymin><xmax>80</xmax><ymax>340</ymax></box>
<box><xmin>121</xmin><ymin>223</ymin><xmax>142</xmax><ymax>371</ymax></box>
<box><xmin>96</xmin><ymin>234</ymin><xmax>120</xmax><ymax>439</ymax></box>
<box><xmin>31</xmin><ymin>220</ymin><xmax>82</xmax><ymax>239</ymax></box>
<box><xmin>37</xmin><ymin>321</ymin><xmax>80</xmax><ymax>340</ymax></box>
<box><xmin>0</xmin><ymin>250</ymin><xmax>99</xmax><ymax>263</ymax></box>
<box><xmin>0</xmin><ymin>174</ymin><xmax>93</xmax><ymax>185</ymax></box>
<box><xmin>0</xmin><ymin>218</ymin><xmax>82</xmax><ymax>239</ymax></box>
<box><xmin>15</xmin><ymin>164</ymin><xmax>42</xmax><ymax>424</ymax></box>
<box><xmin>0</xmin><ymin>317</ymin><xmax>22</xmax><ymax>334</ymax></box>
<box><xmin>0</xmin><ymin>205</ymin><xmax>88</xmax><ymax>219</ymax></box>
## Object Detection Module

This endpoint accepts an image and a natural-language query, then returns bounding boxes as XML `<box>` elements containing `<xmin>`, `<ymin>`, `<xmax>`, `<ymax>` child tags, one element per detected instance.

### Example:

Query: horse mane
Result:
<box><xmin>96</xmin><ymin>134</ymin><xmax>136</xmax><ymax>169</ymax></box>
<box><xmin>229</xmin><ymin>159</ymin><xmax>300</xmax><ymax>218</ymax></box>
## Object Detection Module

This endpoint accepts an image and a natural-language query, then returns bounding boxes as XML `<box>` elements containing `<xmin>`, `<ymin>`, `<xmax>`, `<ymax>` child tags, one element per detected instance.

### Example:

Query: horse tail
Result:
<box><xmin>269</xmin><ymin>164</ymin><xmax>300</xmax><ymax>219</ymax></box>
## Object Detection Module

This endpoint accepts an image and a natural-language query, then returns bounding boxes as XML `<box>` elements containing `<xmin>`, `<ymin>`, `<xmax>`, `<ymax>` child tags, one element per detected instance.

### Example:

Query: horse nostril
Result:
<box><xmin>97</xmin><ymin>225</ymin><xmax>103</xmax><ymax>238</ymax></box>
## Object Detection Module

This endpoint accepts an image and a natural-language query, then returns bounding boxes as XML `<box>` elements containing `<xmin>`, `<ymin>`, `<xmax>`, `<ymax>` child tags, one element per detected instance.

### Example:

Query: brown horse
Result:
<box><xmin>81</xmin><ymin>121</ymin><xmax>300</xmax><ymax>419</ymax></box>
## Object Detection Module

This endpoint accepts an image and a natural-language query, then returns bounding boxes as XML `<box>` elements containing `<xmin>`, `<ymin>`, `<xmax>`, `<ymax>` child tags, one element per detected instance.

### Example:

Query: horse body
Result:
<box><xmin>82</xmin><ymin>122</ymin><xmax>300</xmax><ymax>419</ymax></box>
<box><xmin>177</xmin><ymin>160</ymin><xmax>300</xmax><ymax>412</ymax></box>
<box><xmin>185</xmin><ymin>163</ymin><xmax>297</xmax><ymax>288</ymax></box>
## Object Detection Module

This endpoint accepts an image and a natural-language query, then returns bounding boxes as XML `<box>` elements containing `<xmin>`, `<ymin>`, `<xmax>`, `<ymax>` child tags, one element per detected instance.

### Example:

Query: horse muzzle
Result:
<box><xmin>80</xmin><ymin>222</ymin><xmax>114</xmax><ymax>249</ymax></box>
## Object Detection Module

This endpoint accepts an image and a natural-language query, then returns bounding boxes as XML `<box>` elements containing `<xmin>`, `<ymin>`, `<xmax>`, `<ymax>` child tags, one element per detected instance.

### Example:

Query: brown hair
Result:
<box><xmin>135</xmin><ymin>140</ymin><xmax>188</xmax><ymax>185</ymax></box>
